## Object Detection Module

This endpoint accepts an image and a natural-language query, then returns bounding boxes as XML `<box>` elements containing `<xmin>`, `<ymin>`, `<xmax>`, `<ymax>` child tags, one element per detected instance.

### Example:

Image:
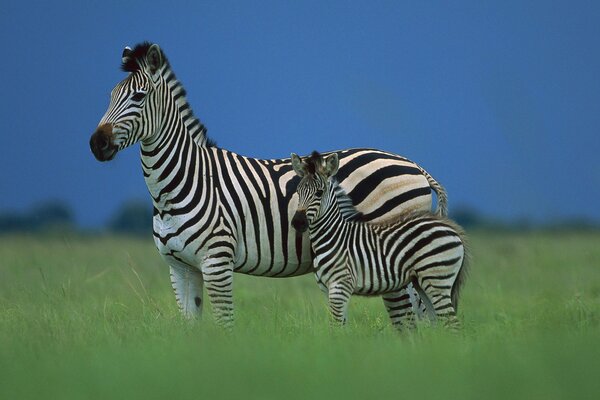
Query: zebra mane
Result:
<box><xmin>121</xmin><ymin>42</ymin><xmax>155</xmax><ymax>73</ymax></box>
<box><xmin>305</xmin><ymin>151</ymin><xmax>322</xmax><ymax>175</ymax></box>
<box><xmin>121</xmin><ymin>42</ymin><xmax>216</xmax><ymax>148</ymax></box>
<box><xmin>330</xmin><ymin>178</ymin><xmax>363</xmax><ymax>221</ymax></box>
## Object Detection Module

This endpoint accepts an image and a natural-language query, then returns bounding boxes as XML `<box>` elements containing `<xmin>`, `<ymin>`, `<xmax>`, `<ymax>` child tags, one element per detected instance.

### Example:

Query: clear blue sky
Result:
<box><xmin>1</xmin><ymin>1</ymin><xmax>598</xmax><ymax>227</ymax></box>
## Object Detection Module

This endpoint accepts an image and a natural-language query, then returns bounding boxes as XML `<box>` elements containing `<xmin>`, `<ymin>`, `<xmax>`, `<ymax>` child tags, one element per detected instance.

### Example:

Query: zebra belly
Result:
<box><xmin>235</xmin><ymin>260</ymin><xmax>314</xmax><ymax>277</ymax></box>
<box><xmin>152</xmin><ymin>213</ymin><xmax>314</xmax><ymax>277</ymax></box>
<box><xmin>152</xmin><ymin>214</ymin><xmax>206</xmax><ymax>268</ymax></box>
<box><xmin>231</xmin><ymin>231</ymin><xmax>314</xmax><ymax>277</ymax></box>
<box><xmin>350</xmin><ymin>258</ymin><xmax>405</xmax><ymax>296</ymax></box>
<box><xmin>353</xmin><ymin>282</ymin><xmax>404</xmax><ymax>296</ymax></box>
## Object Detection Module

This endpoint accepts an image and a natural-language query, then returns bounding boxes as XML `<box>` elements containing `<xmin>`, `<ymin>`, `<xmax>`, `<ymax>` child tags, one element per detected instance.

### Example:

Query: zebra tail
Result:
<box><xmin>415</xmin><ymin>164</ymin><xmax>448</xmax><ymax>217</ymax></box>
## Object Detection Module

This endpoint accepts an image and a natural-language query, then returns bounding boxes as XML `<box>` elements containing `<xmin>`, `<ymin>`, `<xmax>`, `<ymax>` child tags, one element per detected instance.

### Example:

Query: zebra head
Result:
<box><xmin>290</xmin><ymin>151</ymin><xmax>339</xmax><ymax>233</ymax></box>
<box><xmin>90</xmin><ymin>43</ymin><xmax>168</xmax><ymax>161</ymax></box>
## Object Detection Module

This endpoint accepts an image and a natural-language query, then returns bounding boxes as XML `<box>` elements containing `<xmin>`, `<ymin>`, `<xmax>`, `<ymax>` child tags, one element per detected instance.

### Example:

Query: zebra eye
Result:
<box><xmin>131</xmin><ymin>92</ymin><xmax>146</xmax><ymax>102</ymax></box>
<box><xmin>315</xmin><ymin>190</ymin><xmax>323</xmax><ymax>197</ymax></box>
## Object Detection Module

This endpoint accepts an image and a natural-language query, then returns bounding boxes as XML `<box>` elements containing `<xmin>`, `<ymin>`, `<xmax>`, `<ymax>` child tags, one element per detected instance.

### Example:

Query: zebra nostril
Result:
<box><xmin>292</xmin><ymin>212</ymin><xmax>308</xmax><ymax>232</ymax></box>
<box><xmin>90</xmin><ymin>125</ymin><xmax>116</xmax><ymax>161</ymax></box>
<box><xmin>97</xmin><ymin>135</ymin><xmax>109</xmax><ymax>150</ymax></box>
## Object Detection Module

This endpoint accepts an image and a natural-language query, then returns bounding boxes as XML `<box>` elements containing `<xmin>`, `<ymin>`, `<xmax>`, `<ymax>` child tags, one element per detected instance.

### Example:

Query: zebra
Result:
<box><xmin>89</xmin><ymin>42</ymin><xmax>448</xmax><ymax>328</ymax></box>
<box><xmin>290</xmin><ymin>151</ymin><xmax>468</xmax><ymax>330</ymax></box>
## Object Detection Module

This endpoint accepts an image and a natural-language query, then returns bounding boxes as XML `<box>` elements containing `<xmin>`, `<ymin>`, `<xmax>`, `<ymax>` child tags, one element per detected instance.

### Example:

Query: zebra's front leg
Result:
<box><xmin>328</xmin><ymin>280</ymin><xmax>353</xmax><ymax>326</ymax></box>
<box><xmin>200</xmin><ymin>257</ymin><xmax>235</xmax><ymax>330</ymax></box>
<box><xmin>169</xmin><ymin>263</ymin><xmax>204</xmax><ymax>319</ymax></box>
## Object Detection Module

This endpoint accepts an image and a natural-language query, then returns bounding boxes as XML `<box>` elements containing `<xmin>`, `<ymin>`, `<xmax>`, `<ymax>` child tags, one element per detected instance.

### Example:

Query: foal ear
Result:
<box><xmin>291</xmin><ymin>153</ymin><xmax>306</xmax><ymax>177</ymax></box>
<box><xmin>146</xmin><ymin>44</ymin><xmax>163</xmax><ymax>75</ymax></box>
<box><xmin>122</xmin><ymin>46</ymin><xmax>132</xmax><ymax>64</ymax></box>
<box><xmin>324</xmin><ymin>153</ymin><xmax>339</xmax><ymax>176</ymax></box>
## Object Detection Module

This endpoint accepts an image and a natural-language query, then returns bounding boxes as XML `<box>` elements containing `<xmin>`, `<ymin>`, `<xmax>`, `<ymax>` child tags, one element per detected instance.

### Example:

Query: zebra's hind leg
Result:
<box><xmin>169</xmin><ymin>263</ymin><xmax>204</xmax><ymax>319</ymax></box>
<box><xmin>201</xmin><ymin>258</ymin><xmax>235</xmax><ymax>330</ymax></box>
<box><xmin>416</xmin><ymin>279</ymin><xmax>461</xmax><ymax>331</ymax></box>
<box><xmin>382</xmin><ymin>286</ymin><xmax>418</xmax><ymax>331</ymax></box>
<box><xmin>382</xmin><ymin>280</ymin><xmax>434</xmax><ymax>331</ymax></box>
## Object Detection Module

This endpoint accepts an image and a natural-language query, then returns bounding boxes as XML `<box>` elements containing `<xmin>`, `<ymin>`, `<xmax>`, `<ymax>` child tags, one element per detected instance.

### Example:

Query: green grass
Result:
<box><xmin>1</xmin><ymin>230</ymin><xmax>599</xmax><ymax>399</ymax></box>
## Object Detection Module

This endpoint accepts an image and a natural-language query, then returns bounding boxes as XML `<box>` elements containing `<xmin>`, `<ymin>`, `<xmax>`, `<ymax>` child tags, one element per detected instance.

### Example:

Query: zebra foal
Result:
<box><xmin>291</xmin><ymin>151</ymin><xmax>468</xmax><ymax>330</ymax></box>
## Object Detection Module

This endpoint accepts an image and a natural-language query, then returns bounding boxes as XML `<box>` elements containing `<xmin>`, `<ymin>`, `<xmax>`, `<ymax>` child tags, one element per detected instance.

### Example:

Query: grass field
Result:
<box><xmin>1</xmin><ymin>230</ymin><xmax>599</xmax><ymax>399</ymax></box>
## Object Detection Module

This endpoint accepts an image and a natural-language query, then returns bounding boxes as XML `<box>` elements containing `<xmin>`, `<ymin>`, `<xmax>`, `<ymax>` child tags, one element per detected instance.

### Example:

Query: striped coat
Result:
<box><xmin>291</xmin><ymin>151</ymin><xmax>467</xmax><ymax>329</ymax></box>
<box><xmin>89</xmin><ymin>42</ymin><xmax>448</xmax><ymax>328</ymax></box>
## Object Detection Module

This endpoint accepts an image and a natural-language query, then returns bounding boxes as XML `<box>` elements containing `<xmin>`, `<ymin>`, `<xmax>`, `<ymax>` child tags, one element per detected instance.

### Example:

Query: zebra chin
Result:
<box><xmin>90</xmin><ymin>140</ymin><xmax>118</xmax><ymax>161</ymax></box>
<box><xmin>92</xmin><ymin>147</ymin><xmax>118</xmax><ymax>162</ymax></box>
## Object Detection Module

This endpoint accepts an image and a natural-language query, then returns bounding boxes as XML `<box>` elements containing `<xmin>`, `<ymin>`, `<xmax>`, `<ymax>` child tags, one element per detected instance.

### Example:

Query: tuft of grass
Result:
<box><xmin>1</xmin><ymin>230</ymin><xmax>599</xmax><ymax>399</ymax></box>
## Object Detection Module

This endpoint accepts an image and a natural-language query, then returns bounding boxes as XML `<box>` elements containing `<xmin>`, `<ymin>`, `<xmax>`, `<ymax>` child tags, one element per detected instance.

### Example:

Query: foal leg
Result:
<box><xmin>382</xmin><ymin>289</ymin><xmax>416</xmax><ymax>331</ymax></box>
<box><xmin>383</xmin><ymin>279</ymin><xmax>437</xmax><ymax>331</ymax></box>
<box><xmin>328</xmin><ymin>279</ymin><xmax>353</xmax><ymax>326</ymax></box>
<box><xmin>417</xmin><ymin>278</ymin><xmax>460</xmax><ymax>331</ymax></box>
<box><xmin>201</xmin><ymin>257</ymin><xmax>235</xmax><ymax>330</ymax></box>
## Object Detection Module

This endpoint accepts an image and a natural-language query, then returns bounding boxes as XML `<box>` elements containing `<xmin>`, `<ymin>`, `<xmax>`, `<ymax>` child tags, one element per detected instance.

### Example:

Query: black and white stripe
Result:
<box><xmin>291</xmin><ymin>152</ymin><xmax>467</xmax><ymax>330</ymax></box>
<box><xmin>89</xmin><ymin>42</ymin><xmax>448</xmax><ymax>328</ymax></box>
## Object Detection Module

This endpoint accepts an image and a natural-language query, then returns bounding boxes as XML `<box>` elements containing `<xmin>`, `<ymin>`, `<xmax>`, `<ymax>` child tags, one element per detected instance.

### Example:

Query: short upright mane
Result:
<box><xmin>330</xmin><ymin>178</ymin><xmax>363</xmax><ymax>221</ymax></box>
<box><xmin>121</xmin><ymin>42</ymin><xmax>158</xmax><ymax>73</ymax></box>
<box><xmin>304</xmin><ymin>151</ymin><xmax>322</xmax><ymax>175</ymax></box>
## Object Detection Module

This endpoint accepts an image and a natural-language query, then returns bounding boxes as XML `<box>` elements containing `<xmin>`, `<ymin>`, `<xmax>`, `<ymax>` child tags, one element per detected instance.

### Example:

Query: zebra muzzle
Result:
<box><xmin>291</xmin><ymin>211</ymin><xmax>308</xmax><ymax>233</ymax></box>
<box><xmin>90</xmin><ymin>123</ymin><xmax>117</xmax><ymax>162</ymax></box>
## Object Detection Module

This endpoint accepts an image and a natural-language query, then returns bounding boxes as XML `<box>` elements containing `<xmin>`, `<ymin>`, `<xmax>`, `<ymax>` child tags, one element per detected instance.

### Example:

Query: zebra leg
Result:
<box><xmin>200</xmin><ymin>258</ymin><xmax>234</xmax><ymax>330</ymax></box>
<box><xmin>382</xmin><ymin>281</ymin><xmax>433</xmax><ymax>330</ymax></box>
<box><xmin>417</xmin><ymin>279</ymin><xmax>460</xmax><ymax>331</ymax></box>
<box><xmin>406</xmin><ymin>281</ymin><xmax>429</xmax><ymax>319</ymax></box>
<box><xmin>328</xmin><ymin>280</ymin><xmax>353</xmax><ymax>326</ymax></box>
<box><xmin>169</xmin><ymin>263</ymin><xmax>204</xmax><ymax>319</ymax></box>
<box><xmin>382</xmin><ymin>289</ymin><xmax>416</xmax><ymax>331</ymax></box>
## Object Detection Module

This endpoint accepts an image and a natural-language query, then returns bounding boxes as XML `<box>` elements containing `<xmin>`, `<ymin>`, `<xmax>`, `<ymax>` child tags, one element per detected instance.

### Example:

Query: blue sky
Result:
<box><xmin>1</xmin><ymin>1</ymin><xmax>598</xmax><ymax>227</ymax></box>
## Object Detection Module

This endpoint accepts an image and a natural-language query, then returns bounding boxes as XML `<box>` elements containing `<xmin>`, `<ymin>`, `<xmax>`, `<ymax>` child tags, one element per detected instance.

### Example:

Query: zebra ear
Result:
<box><xmin>146</xmin><ymin>44</ymin><xmax>163</xmax><ymax>75</ymax></box>
<box><xmin>324</xmin><ymin>153</ymin><xmax>339</xmax><ymax>177</ymax></box>
<box><xmin>290</xmin><ymin>153</ymin><xmax>306</xmax><ymax>177</ymax></box>
<box><xmin>122</xmin><ymin>46</ymin><xmax>132</xmax><ymax>64</ymax></box>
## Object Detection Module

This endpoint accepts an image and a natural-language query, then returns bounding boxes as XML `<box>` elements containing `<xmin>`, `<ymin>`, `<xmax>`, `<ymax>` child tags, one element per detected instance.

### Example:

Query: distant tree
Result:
<box><xmin>30</xmin><ymin>201</ymin><xmax>74</xmax><ymax>230</ymax></box>
<box><xmin>0</xmin><ymin>213</ymin><xmax>32</xmax><ymax>232</ymax></box>
<box><xmin>0</xmin><ymin>200</ymin><xmax>74</xmax><ymax>233</ymax></box>
<box><xmin>450</xmin><ymin>205</ymin><xmax>489</xmax><ymax>229</ymax></box>
<box><xmin>546</xmin><ymin>217</ymin><xmax>600</xmax><ymax>232</ymax></box>
<box><xmin>108</xmin><ymin>200</ymin><xmax>153</xmax><ymax>236</ymax></box>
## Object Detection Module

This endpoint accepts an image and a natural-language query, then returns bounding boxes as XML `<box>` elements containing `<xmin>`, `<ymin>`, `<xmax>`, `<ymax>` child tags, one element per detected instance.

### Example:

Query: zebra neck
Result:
<box><xmin>162</xmin><ymin>67</ymin><xmax>210</xmax><ymax>147</ymax></box>
<box><xmin>309</xmin><ymin>195</ymin><xmax>348</xmax><ymax>243</ymax></box>
<box><xmin>140</xmin><ymin>69</ymin><xmax>215</xmax><ymax>211</ymax></box>
<box><xmin>140</xmin><ymin>110</ymin><xmax>211</xmax><ymax>212</ymax></box>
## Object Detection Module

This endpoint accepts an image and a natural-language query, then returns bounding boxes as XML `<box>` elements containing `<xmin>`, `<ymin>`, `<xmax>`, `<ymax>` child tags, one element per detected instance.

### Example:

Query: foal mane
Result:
<box><xmin>330</xmin><ymin>178</ymin><xmax>363</xmax><ymax>221</ymax></box>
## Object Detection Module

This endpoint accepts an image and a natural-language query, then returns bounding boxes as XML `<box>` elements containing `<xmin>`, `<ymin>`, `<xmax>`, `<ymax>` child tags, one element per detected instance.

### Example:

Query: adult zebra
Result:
<box><xmin>89</xmin><ymin>42</ymin><xmax>447</xmax><ymax>328</ymax></box>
